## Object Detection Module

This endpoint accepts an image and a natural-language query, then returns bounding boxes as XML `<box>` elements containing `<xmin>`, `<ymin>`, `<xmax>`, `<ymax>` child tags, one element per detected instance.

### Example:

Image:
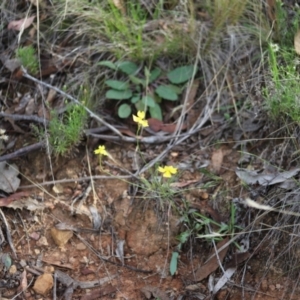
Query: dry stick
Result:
<box><xmin>0</xmin><ymin>142</ymin><xmax>44</xmax><ymax>162</ymax></box>
<box><xmin>87</xmin><ymin>132</ymin><xmax>188</xmax><ymax>144</ymax></box>
<box><xmin>0</xmin><ymin>208</ymin><xmax>17</xmax><ymax>259</ymax></box>
<box><xmin>21</xmin><ymin>67</ymin><xmax>123</xmax><ymax>138</ymax></box>
<box><xmin>19</xmin><ymin>175</ymin><xmax>132</xmax><ymax>189</ymax></box>
<box><xmin>0</xmin><ymin>112</ymin><xmax>49</xmax><ymax>125</ymax></box>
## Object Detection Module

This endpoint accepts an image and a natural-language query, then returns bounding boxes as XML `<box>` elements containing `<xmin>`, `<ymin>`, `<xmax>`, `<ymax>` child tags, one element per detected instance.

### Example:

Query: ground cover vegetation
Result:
<box><xmin>1</xmin><ymin>0</ymin><xmax>300</xmax><ymax>298</ymax></box>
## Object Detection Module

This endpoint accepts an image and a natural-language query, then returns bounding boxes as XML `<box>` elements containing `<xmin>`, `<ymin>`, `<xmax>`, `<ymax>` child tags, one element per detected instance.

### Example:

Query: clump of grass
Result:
<box><xmin>15</xmin><ymin>45</ymin><xmax>38</xmax><ymax>74</ymax></box>
<box><xmin>263</xmin><ymin>0</ymin><xmax>300</xmax><ymax>122</ymax></box>
<box><xmin>265</xmin><ymin>44</ymin><xmax>300</xmax><ymax>123</ymax></box>
<box><xmin>48</xmin><ymin>103</ymin><xmax>87</xmax><ymax>156</ymax></box>
<box><xmin>53</xmin><ymin>0</ymin><xmax>196</xmax><ymax>60</ymax></box>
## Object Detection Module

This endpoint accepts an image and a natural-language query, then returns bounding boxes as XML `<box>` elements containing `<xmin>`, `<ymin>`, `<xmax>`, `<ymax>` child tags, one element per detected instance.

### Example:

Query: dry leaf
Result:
<box><xmin>112</xmin><ymin>0</ymin><xmax>126</xmax><ymax>15</ymax></box>
<box><xmin>211</xmin><ymin>149</ymin><xmax>224</xmax><ymax>173</ymax></box>
<box><xmin>188</xmin><ymin>237</ymin><xmax>229</xmax><ymax>282</ymax></box>
<box><xmin>8</xmin><ymin>16</ymin><xmax>35</xmax><ymax>31</ymax></box>
<box><xmin>295</xmin><ymin>30</ymin><xmax>300</xmax><ymax>55</ymax></box>
<box><xmin>0</xmin><ymin>162</ymin><xmax>21</xmax><ymax>193</ymax></box>
<box><xmin>4</xmin><ymin>59</ymin><xmax>21</xmax><ymax>72</ymax></box>
<box><xmin>147</xmin><ymin>118</ymin><xmax>187</xmax><ymax>133</ymax></box>
<box><xmin>236</xmin><ymin>168</ymin><xmax>300</xmax><ymax>186</ymax></box>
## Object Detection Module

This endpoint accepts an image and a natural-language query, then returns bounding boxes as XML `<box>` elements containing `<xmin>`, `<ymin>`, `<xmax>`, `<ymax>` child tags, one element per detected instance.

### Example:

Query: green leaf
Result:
<box><xmin>135</xmin><ymin>100</ymin><xmax>147</xmax><ymax>112</ymax></box>
<box><xmin>170</xmin><ymin>252</ymin><xmax>179</xmax><ymax>276</ymax></box>
<box><xmin>149</xmin><ymin>103</ymin><xmax>162</xmax><ymax>120</ymax></box>
<box><xmin>167</xmin><ymin>65</ymin><xmax>197</xmax><ymax>84</ymax></box>
<box><xmin>177</xmin><ymin>231</ymin><xmax>191</xmax><ymax>244</ymax></box>
<box><xmin>118</xmin><ymin>103</ymin><xmax>132</xmax><ymax>118</ymax></box>
<box><xmin>166</xmin><ymin>84</ymin><xmax>182</xmax><ymax>94</ymax></box>
<box><xmin>98</xmin><ymin>61</ymin><xmax>116</xmax><ymax>70</ymax></box>
<box><xmin>0</xmin><ymin>253</ymin><xmax>12</xmax><ymax>270</ymax></box>
<box><xmin>149</xmin><ymin>67</ymin><xmax>161</xmax><ymax>83</ymax></box>
<box><xmin>105</xmin><ymin>80</ymin><xmax>129</xmax><ymax>90</ymax></box>
<box><xmin>131</xmin><ymin>96</ymin><xmax>140</xmax><ymax>104</ymax></box>
<box><xmin>129</xmin><ymin>75</ymin><xmax>146</xmax><ymax>87</ymax></box>
<box><xmin>117</xmin><ymin>61</ymin><xmax>139</xmax><ymax>75</ymax></box>
<box><xmin>141</xmin><ymin>95</ymin><xmax>156</xmax><ymax>107</ymax></box>
<box><xmin>106</xmin><ymin>89</ymin><xmax>132</xmax><ymax>100</ymax></box>
<box><xmin>155</xmin><ymin>85</ymin><xmax>178</xmax><ymax>101</ymax></box>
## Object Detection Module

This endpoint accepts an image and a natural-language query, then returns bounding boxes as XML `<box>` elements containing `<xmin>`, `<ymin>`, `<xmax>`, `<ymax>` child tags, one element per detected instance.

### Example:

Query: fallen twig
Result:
<box><xmin>19</xmin><ymin>175</ymin><xmax>133</xmax><ymax>189</ymax></box>
<box><xmin>0</xmin><ymin>112</ymin><xmax>49</xmax><ymax>125</ymax></box>
<box><xmin>0</xmin><ymin>142</ymin><xmax>44</xmax><ymax>162</ymax></box>
<box><xmin>0</xmin><ymin>208</ymin><xmax>17</xmax><ymax>258</ymax></box>
<box><xmin>21</xmin><ymin>67</ymin><xmax>124</xmax><ymax>138</ymax></box>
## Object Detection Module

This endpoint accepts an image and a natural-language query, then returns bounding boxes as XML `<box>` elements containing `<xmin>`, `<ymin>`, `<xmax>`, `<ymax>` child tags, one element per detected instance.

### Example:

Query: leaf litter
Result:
<box><xmin>1</xmin><ymin>1</ymin><xmax>300</xmax><ymax>299</ymax></box>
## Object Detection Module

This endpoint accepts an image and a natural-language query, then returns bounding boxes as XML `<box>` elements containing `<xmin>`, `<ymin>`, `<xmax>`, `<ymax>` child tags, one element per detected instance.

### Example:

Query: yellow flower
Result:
<box><xmin>94</xmin><ymin>145</ymin><xmax>108</xmax><ymax>156</ymax></box>
<box><xmin>133</xmin><ymin>111</ymin><xmax>148</xmax><ymax>128</ymax></box>
<box><xmin>158</xmin><ymin>165</ymin><xmax>178</xmax><ymax>178</ymax></box>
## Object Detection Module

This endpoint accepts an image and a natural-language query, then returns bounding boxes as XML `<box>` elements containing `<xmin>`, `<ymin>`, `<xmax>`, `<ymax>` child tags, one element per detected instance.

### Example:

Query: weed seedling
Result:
<box><xmin>170</xmin><ymin>201</ymin><xmax>242</xmax><ymax>275</ymax></box>
<box><xmin>15</xmin><ymin>45</ymin><xmax>38</xmax><ymax>74</ymax></box>
<box><xmin>99</xmin><ymin>60</ymin><xmax>197</xmax><ymax>120</ymax></box>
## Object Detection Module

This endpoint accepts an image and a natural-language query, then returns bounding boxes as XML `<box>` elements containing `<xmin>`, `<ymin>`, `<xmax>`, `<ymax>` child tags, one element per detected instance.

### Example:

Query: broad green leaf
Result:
<box><xmin>170</xmin><ymin>252</ymin><xmax>179</xmax><ymax>276</ymax></box>
<box><xmin>0</xmin><ymin>253</ymin><xmax>12</xmax><ymax>270</ymax></box>
<box><xmin>131</xmin><ymin>96</ymin><xmax>140</xmax><ymax>104</ymax></box>
<box><xmin>106</xmin><ymin>89</ymin><xmax>132</xmax><ymax>100</ymax></box>
<box><xmin>117</xmin><ymin>61</ymin><xmax>139</xmax><ymax>75</ymax></box>
<box><xmin>129</xmin><ymin>75</ymin><xmax>146</xmax><ymax>87</ymax></box>
<box><xmin>135</xmin><ymin>100</ymin><xmax>147</xmax><ymax>112</ymax></box>
<box><xmin>167</xmin><ymin>65</ymin><xmax>197</xmax><ymax>84</ymax></box>
<box><xmin>177</xmin><ymin>231</ymin><xmax>191</xmax><ymax>244</ymax></box>
<box><xmin>118</xmin><ymin>103</ymin><xmax>132</xmax><ymax>118</ymax></box>
<box><xmin>149</xmin><ymin>67</ymin><xmax>161</xmax><ymax>83</ymax></box>
<box><xmin>149</xmin><ymin>103</ymin><xmax>162</xmax><ymax>120</ymax></box>
<box><xmin>155</xmin><ymin>85</ymin><xmax>178</xmax><ymax>101</ymax></box>
<box><xmin>98</xmin><ymin>61</ymin><xmax>116</xmax><ymax>70</ymax></box>
<box><xmin>105</xmin><ymin>80</ymin><xmax>129</xmax><ymax>91</ymax></box>
<box><xmin>166</xmin><ymin>84</ymin><xmax>182</xmax><ymax>94</ymax></box>
<box><xmin>141</xmin><ymin>95</ymin><xmax>156</xmax><ymax>107</ymax></box>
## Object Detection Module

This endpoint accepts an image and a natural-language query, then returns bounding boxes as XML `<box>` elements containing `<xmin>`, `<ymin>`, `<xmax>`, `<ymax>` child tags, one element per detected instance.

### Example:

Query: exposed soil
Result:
<box><xmin>1</xmin><ymin>140</ymin><xmax>300</xmax><ymax>300</ymax></box>
<box><xmin>2</xmin><ymin>1</ymin><xmax>300</xmax><ymax>299</ymax></box>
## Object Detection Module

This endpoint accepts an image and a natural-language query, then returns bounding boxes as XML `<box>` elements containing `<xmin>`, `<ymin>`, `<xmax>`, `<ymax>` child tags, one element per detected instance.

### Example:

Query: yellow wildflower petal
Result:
<box><xmin>133</xmin><ymin>114</ymin><xmax>139</xmax><ymax>123</ymax></box>
<box><xmin>137</xmin><ymin>110</ymin><xmax>145</xmax><ymax>119</ymax></box>
<box><xmin>140</xmin><ymin>119</ymin><xmax>148</xmax><ymax>127</ymax></box>
<box><xmin>163</xmin><ymin>171</ymin><xmax>172</xmax><ymax>178</ymax></box>
<box><xmin>167</xmin><ymin>166</ymin><xmax>177</xmax><ymax>174</ymax></box>
<box><xmin>94</xmin><ymin>145</ymin><xmax>108</xmax><ymax>156</ymax></box>
<box><xmin>158</xmin><ymin>166</ymin><xmax>165</xmax><ymax>173</ymax></box>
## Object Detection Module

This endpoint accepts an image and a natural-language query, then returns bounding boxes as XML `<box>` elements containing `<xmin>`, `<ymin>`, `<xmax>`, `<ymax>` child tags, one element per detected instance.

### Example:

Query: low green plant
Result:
<box><xmin>48</xmin><ymin>103</ymin><xmax>87</xmax><ymax>156</ymax></box>
<box><xmin>170</xmin><ymin>201</ymin><xmax>241</xmax><ymax>276</ymax></box>
<box><xmin>99</xmin><ymin>60</ymin><xmax>197</xmax><ymax>120</ymax></box>
<box><xmin>15</xmin><ymin>45</ymin><xmax>38</xmax><ymax>74</ymax></box>
<box><xmin>265</xmin><ymin>43</ymin><xmax>300</xmax><ymax>123</ymax></box>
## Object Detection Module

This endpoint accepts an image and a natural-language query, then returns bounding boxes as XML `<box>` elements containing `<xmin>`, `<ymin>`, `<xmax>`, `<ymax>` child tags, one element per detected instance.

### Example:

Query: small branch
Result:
<box><xmin>21</xmin><ymin>67</ymin><xmax>124</xmax><ymax>138</ymax></box>
<box><xmin>19</xmin><ymin>174</ymin><xmax>133</xmax><ymax>189</ymax></box>
<box><xmin>86</xmin><ymin>133</ymin><xmax>187</xmax><ymax>144</ymax></box>
<box><xmin>0</xmin><ymin>142</ymin><xmax>44</xmax><ymax>162</ymax></box>
<box><xmin>0</xmin><ymin>112</ymin><xmax>49</xmax><ymax>125</ymax></box>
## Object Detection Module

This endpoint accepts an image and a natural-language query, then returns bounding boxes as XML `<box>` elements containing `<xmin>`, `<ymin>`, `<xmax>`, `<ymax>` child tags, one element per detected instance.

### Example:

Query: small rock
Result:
<box><xmin>43</xmin><ymin>266</ymin><xmax>54</xmax><ymax>273</ymax></box>
<box><xmin>19</xmin><ymin>259</ymin><xmax>27</xmax><ymax>268</ymax></box>
<box><xmin>33</xmin><ymin>273</ymin><xmax>53</xmax><ymax>296</ymax></box>
<box><xmin>36</xmin><ymin>236</ymin><xmax>49</xmax><ymax>247</ymax></box>
<box><xmin>261</xmin><ymin>279</ymin><xmax>268</xmax><ymax>292</ymax></box>
<box><xmin>34</xmin><ymin>249</ymin><xmax>40</xmax><ymax>255</ymax></box>
<box><xmin>269</xmin><ymin>284</ymin><xmax>275</xmax><ymax>291</ymax></box>
<box><xmin>50</xmin><ymin>228</ymin><xmax>73</xmax><ymax>247</ymax></box>
<box><xmin>76</xmin><ymin>242</ymin><xmax>87</xmax><ymax>250</ymax></box>
<box><xmin>8</xmin><ymin>265</ymin><xmax>17</xmax><ymax>275</ymax></box>
<box><xmin>29</xmin><ymin>232</ymin><xmax>40</xmax><ymax>241</ymax></box>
